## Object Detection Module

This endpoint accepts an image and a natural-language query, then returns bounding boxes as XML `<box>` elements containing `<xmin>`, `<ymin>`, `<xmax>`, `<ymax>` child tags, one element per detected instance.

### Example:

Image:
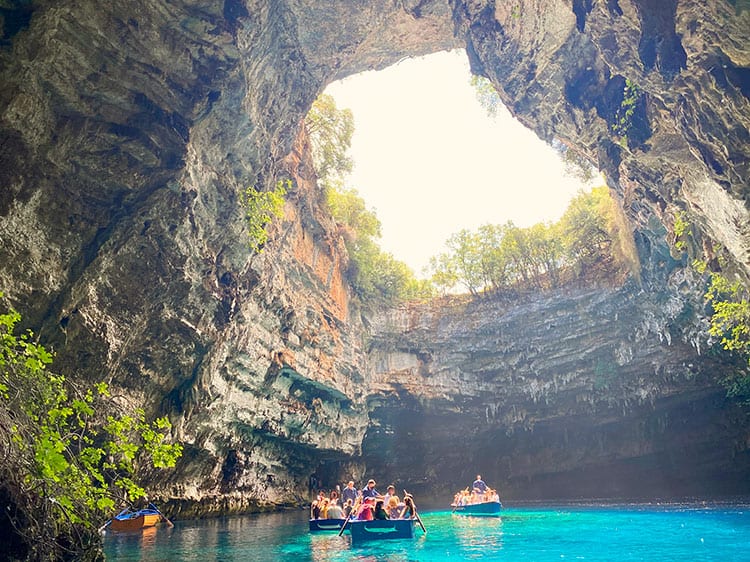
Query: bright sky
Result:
<box><xmin>325</xmin><ymin>49</ymin><xmax>596</xmax><ymax>277</ymax></box>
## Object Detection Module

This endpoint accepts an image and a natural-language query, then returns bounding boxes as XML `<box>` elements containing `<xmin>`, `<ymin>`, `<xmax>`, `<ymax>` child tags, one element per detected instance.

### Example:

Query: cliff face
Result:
<box><xmin>0</xmin><ymin>0</ymin><xmax>748</xmax><ymax>513</ymax></box>
<box><xmin>362</xmin><ymin>275</ymin><xmax>750</xmax><ymax>500</ymax></box>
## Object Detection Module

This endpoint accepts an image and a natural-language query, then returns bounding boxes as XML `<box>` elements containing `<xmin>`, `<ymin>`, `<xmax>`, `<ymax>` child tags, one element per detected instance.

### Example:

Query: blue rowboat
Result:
<box><xmin>309</xmin><ymin>518</ymin><xmax>346</xmax><ymax>532</ymax></box>
<box><xmin>348</xmin><ymin>518</ymin><xmax>416</xmax><ymax>543</ymax></box>
<box><xmin>452</xmin><ymin>500</ymin><xmax>502</xmax><ymax>516</ymax></box>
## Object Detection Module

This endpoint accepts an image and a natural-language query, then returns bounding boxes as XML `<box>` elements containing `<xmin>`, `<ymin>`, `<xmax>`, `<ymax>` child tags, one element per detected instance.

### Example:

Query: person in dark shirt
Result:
<box><xmin>373</xmin><ymin>500</ymin><xmax>389</xmax><ymax>520</ymax></box>
<box><xmin>472</xmin><ymin>474</ymin><xmax>488</xmax><ymax>493</ymax></box>
<box><xmin>361</xmin><ymin>479</ymin><xmax>381</xmax><ymax>499</ymax></box>
<box><xmin>342</xmin><ymin>480</ymin><xmax>358</xmax><ymax>505</ymax></box>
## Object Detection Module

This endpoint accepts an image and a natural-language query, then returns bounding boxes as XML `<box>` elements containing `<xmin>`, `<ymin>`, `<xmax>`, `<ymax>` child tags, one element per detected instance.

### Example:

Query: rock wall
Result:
<box><xmin>0</xmin><ymin>0</ymin><xmax>748</xmax><ymax>513</ymax></box>
<box><xmin>361</xmin><ymin>273</ymin><xmax>750</xmax><ymax>501</ymax></box>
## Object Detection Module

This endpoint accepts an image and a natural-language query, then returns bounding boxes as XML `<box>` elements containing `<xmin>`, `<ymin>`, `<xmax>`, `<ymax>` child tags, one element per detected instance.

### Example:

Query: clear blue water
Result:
<box><xmin>103</xmin><ymin>503</ymin><xmax>750</xmax><ymax>561</ymax></box>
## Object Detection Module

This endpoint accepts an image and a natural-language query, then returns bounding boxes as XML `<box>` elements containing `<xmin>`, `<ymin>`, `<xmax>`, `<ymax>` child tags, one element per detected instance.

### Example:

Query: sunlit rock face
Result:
<box><xmin>0</xmin><ymin>0</ymin><xmax>748</xmax><ymax>513</ymax></box>
<box><xmin>362</xmin><ymin>274</ymin><xmax>750</xmax><ymax>501</ymax></box>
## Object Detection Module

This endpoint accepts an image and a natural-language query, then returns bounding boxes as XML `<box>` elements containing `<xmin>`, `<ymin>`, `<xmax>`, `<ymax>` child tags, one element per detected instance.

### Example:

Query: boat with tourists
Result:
<box><xmin>308</xmin><ymin>517</ymin><xmax>347</xmax><ymax>532</ymax></box>
<box><xmin>347</xmin><ymin>518</ymin><xmax>417</xmax><ymax>543</ymax></box>
<box><xmin>104</xmin><ymin>503</ymin><xmax>173</xmax><ymax>532</ymax></box>
<box><xmin>451</xmin><ymin>474</ymin><xmax>502</xmax><ymax>517</ymax></box>
<box><xmin>452</xmin><ymin>499</ymin><xmax>502</xmax><ymax>516</ymax></box>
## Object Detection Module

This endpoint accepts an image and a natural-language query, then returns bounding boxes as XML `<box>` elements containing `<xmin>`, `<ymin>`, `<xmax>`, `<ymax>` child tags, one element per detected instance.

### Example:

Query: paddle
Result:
<box><xmin>403</xmin><ymin>490</ymin><xmax>426</xmax><ymax>534</ymax></box>
<box><xmin>337</xmin><ymin>514</ymin><xmax>353</xmax><ymax>537</ymax></box>
<box><xmin>338</xmin><ymin>495</ymin><xmax>361</xmax><ymax>537</ymax></box>
<box><xmin>149</xmin><ymin>502</ymin><xmax>175</xmax><ymax>528</ymax></box>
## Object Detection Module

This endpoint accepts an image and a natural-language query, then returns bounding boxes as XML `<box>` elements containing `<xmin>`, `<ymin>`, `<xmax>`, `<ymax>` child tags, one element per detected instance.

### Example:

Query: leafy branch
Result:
<box><xmin>0</xmin><ymin>294</ymin><xmax>182</xmax><ymax>560</ymax></box>
<box><xmin>240</xmin><ymin>180</ymin><xmax>288</xmax><ymax>252</ymax></box>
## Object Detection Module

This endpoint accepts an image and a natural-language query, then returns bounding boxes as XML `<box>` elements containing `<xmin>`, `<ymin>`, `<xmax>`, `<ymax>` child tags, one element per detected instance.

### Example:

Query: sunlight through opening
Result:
<box><xmin>324</xmin><ymin>49</ymin><xmax>600</xmax><ymax>276</ymax></box>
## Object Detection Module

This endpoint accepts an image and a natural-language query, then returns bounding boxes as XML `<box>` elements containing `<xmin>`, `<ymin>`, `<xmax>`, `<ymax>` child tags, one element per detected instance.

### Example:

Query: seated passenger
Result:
<box><xmin>342</xmin><ymin>499</ymin><xmax>353</xmax><ymax>518</ymax></box>
<box><xmin>357</xmin><ymin>498</ymin><xmax>374</xmax><ymax>520</ymax></box>
<box><xmin>373</xmin><ymin>500</ymin><xmax>389</xmax><ymax>520</ymax></box>
<box><xmin>311</xmin><ymin>500</ymin><xmax>321</xmax><ymax>519</ymax></box>
<box><xmin>326</xmin><ymin>501</ymin><xmax>343</xmax><ymax>519</ymax></box>
<box><xmin>386</xmin><ymin>496</ymin><xmax>401</xmax><ymax>519</ymax></box>
<box><xmin>399</xmin><ymin>495</ymin><xmax>415</xmax><ymax>519</ymax></box>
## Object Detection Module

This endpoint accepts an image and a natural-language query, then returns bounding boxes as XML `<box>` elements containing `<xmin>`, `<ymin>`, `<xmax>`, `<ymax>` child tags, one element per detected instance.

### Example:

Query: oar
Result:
<box><xmin>149</xmin><ymin>502</ymin><xmax>174</xmax><ymax>528</ymax></box>
<box><xmin>338</xmin><ymin>495</ymin><xmax>362</xmax><ymax>537</ymax></box>
<box><xmin>337</xmin><ymin>514</ymin><xmax>353</xmax><ymax>537</ymax></box>
<box><xmin>403</xmin><ymin>490</ymin><xmax>427</xmax><ymax>534</ymax></box>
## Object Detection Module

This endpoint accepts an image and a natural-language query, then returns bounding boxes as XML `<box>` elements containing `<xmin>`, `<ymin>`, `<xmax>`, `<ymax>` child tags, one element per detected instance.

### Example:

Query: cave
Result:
<box><xmin>0</xmin><ymin>0</ymin><xmax>749</xmax><ymax>520</ymax></box>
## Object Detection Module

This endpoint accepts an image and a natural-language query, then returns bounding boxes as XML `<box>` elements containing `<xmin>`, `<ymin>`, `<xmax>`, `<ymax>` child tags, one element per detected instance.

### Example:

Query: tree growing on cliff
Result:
<box><xmin>0</xmin><ymin>296</ymin><xmax>182</xmax><ymax>560</ymax></box>
<box><xmin>240</xmin><ymin>180</ymin><xmax>287</xmax><ymax>253</ymax></box>
<box><xmin>427</xmin><ymin>186</ymin><xmax>634</xmax><ymax>295</ymax></box>
<box><xmin>693</xmin><ymin>262</ymin><xmax>750</xmax><ymax>403</ymax></box>
<box><xmin>305</xmin><ymin>93</ymin><xmax>354</xmax><ymax>191</ymax></box>
<box><xmin>306</xmin><ymin>94</ymin><xmax>432</xmax><ymax>303</ymax></box>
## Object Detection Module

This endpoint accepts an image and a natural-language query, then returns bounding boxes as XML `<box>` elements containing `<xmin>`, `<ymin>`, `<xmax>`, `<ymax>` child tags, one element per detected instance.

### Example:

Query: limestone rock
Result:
<box><xmin>0</xmin><ymin>0</ymin><xmax>748</xmax><ymax>513</ymax></box>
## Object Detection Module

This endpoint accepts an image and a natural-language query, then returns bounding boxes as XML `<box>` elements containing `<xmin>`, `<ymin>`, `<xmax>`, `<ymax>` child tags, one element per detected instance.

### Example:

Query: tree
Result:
<box><xmin>240</xmin><ymin>180</ymin><xmax>287</xmax><ymax>252</ymax></box>
<box><xmin>693</xmin><ymin>262</ymin><xmax>750</xmax><ymax>403</ymax></box>
<box><xmin>0</xmin><ymin>296</ymin><xmax>182</xmax><ymax>560</ymax></box>
<box><xmin>305</xmin><ymin>93</ymin><xmax>354</xmax><ymax>189</ymax></box>
<box><xmin>306</xmin><ymin>94</ymin><xmax>432</xmax><ymax>304</ymax></box>
<box><xmin>470</xmin><ymin>75</ymin><xmax>503</xmax><ymax>118</ymax></box>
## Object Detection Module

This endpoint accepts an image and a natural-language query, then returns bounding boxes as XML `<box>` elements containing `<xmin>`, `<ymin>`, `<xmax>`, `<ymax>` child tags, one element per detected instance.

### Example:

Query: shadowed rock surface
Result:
<box><xmin>0</xmin><ymin>0</ymin><xmax>748</xmax><ymax>516</ymax></box>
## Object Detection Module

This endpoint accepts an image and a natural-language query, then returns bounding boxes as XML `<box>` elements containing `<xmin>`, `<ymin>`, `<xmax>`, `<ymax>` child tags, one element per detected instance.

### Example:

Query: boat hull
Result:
<box><xmin>308</xmin><ymin>518</ymin><xmax>346</xmax><ymax>532</ymax></box>
<box><xmin>348</xmin><ymin>519</ymin><xmax>416</xmax><ymax>543</ymax></box>
<box><xmin>452</xmin><ymin>501</ymin><xmax>502</xmax><ymax>516</ymax></box>
<box><xmin>109</xmin><ymin>510</ymin><xmax>161</xmax><ymax>531</ymax></box>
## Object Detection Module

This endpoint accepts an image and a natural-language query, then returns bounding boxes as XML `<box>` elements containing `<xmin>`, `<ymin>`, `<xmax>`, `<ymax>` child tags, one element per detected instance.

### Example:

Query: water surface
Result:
<box><xmin>103</xmin><ymin>502</ymin><xmax>750</xmax><ymax>561</ymax></box>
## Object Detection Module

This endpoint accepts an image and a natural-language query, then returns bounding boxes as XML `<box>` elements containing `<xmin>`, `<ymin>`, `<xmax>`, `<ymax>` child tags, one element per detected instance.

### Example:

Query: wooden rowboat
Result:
<box><xmin>347</xmin><ymin>518</ymin><xmax>416</xmax><ymax>543</ymax></box>
<box><xmin>451</xmin><ymin>500</ymin><xmax>502</xmax><ymax>516</ymax></box>
<box><xmin>308</xmin><ymin>517</ymin><xmax>346</xmax><ymax>532</ymax></box>
<box><xmin>108</xmin><ymin>507</ymin><xmax>162</xmax><ymax>532</ymax></box>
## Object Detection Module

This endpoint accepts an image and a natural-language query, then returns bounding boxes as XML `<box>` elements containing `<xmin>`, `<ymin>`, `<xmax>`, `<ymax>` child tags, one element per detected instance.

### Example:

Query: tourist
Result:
<box><xmin>373</xmin><ymin>500</ymin><xmax>389</xmax><ymax>520</ymax></box>
<box><xmin>356</xmin><ymin>498</ymin><xmax>374</xmax><ymax>520</ymax></box>
<box><xmin>341</xmin><ymin>480</ymin><xmax>358</xmax><ymax>505</ymax></box>
<box><xmin>399</xmin><ymin>495</ymin><xmax>416</xmax><ymax>519</ymax></box>
<box><xmin>342</xmin><ymin>498</ymin><xmax>354</xmax><ymax>518</ymax></box>
<box><xmin>383</xmin><ymin>484</ymin><xmax>396</xmax><ymax>506</ymax></box>
<box><xmin>472</xmin><ymin>474</ymin><xmax>488</xmax><ymax>494</ymax></box>
<box><xmin>361</xmin><ymin>478</ymin><xmax>381</xmax><ymax>499</ymax></box>
<box><xmin>386</xmin><ymin>496</ymin><xmax>401</xmax><ymax>519</ymax></box>
<box><xmin>326</xmin><ymin>499</ymin><xmax>343</xmax><ymax>519</ymax></box>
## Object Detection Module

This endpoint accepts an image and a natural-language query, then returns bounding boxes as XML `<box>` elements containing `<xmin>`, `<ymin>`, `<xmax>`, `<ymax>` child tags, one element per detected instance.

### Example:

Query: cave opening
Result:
<box><xmin>320</xmin><ymin>49</ymin><xmax>600</xmax><ymax>277</ymax></box>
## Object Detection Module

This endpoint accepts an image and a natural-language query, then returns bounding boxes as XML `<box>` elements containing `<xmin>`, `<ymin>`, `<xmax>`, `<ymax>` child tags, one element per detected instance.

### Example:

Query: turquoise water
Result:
<box><xmin>103</xmin><ymin>503</ymin><xmax>750</xmax><ymax>561</ymax></box>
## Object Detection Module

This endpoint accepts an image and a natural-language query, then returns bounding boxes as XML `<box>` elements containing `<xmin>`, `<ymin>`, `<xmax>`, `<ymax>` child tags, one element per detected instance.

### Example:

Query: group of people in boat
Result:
<box><xmin>310</xmin><ymin>478</ymin><xmax>416</xmax><ymax>521</ymax></box>
<box><xmin>452</xmin><ymin>474</ymin><xmax>501</xmax><ymax>506</ymax></box>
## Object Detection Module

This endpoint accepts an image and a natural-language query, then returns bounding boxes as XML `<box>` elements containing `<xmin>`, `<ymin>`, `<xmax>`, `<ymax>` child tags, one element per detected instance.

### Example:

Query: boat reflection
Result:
<box><xmin>453</xmin><ymin>513</ymin><xmax>504</xmax><ymax>553</ymax></box>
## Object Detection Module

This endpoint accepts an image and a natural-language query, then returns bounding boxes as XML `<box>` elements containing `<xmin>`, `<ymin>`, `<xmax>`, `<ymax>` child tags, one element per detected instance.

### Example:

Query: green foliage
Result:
<box><xmin>306</xmin><ymin>93</ymin><xmax>431</xmax><ymax>304</ymax></box>
<box><xmin>673</xmin><ymin>211</ymin><xmax>690</xmax><ymax>252</ymax></box>
<box><xmin>0</xmin><ymin>295</ymin><xmax>182</xmax><ymax>559</ymax></box>
<box><xmin>704</xmin><ymin>273</ymin><xmax>750</xmax><ymax>355</ymax></box>
<box><xmin>327</xmin><ymin>188</ymin><xmax>433</xmax><ymax>303</ymax></box>
<box><xmin>554</xmin><ymin>141</ymin><xmax>598</xmax><ymax>184</ymax></box>
<box><xmin>326</xmin><ymin>186</ymin><xmax>381</xmax><ymax>240</ymax></box>
<box><xmin>611</xmin><ymin>78</ymin><xmax>642</xmax><ymax>147</ymax></box>
<box><xmin>240</xmin><ymin>180</ymin><xmax>287</xmax><ymax>252</ymax></box>
<box><xmin>305</xmin><ymin>93</ymin><xmax>354</xmax><ymax>190</ymax></box>
<box><xmin>692</xmin><ymin>262</ymin><xmax>750</xmax><ymax>403</ymax></box>
<box><xmin>470</xmin><ymin>75</ymin><xmax>503</xmax><ymax>118</ymax></box>
<box><xmin>428</xmin><ymin>187</ymin><xmax>634</xmax><ymax>295</ymax></box>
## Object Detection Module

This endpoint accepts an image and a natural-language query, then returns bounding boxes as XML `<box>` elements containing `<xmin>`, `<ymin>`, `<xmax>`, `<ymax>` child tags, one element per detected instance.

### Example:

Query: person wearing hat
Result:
<box><xmin>361</xmin><ymin>479</ymin><xmax>381</xmax><ymax>499</ymax></box>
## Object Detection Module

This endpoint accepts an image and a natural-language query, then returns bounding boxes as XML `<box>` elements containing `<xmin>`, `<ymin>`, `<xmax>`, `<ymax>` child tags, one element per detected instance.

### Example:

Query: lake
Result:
<box><xmin>103</xmin><ymin>502</ymin><xmax>750</xmax><ymax>561</ymax></box>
